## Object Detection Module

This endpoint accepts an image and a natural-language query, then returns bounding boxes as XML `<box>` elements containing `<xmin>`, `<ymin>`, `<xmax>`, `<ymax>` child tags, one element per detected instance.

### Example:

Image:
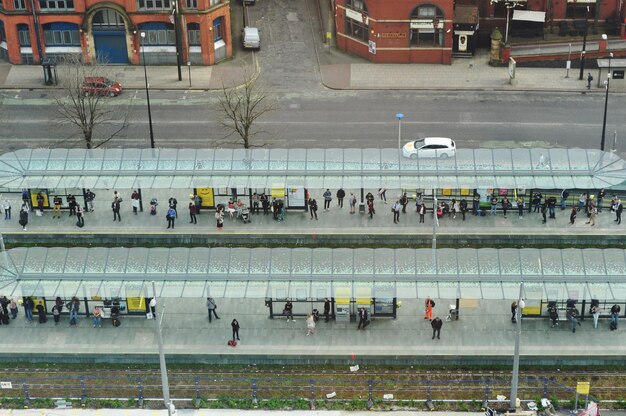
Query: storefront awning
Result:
<box><xmin>512</xmin><ymin>10</ymin><xmax>546</xmax><ymax>22</ymax></box>
<box><xmin>0</xmin><ymin>148</ymin><xmax>625</xmax><ymax>190</ymax></box>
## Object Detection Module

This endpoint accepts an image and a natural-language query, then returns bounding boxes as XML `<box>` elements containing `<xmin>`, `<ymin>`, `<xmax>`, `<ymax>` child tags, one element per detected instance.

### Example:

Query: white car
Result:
<box><xmin>402</xmin><ymin>137</ymin><xmax>456</xmax><ymax>159</ymax></box>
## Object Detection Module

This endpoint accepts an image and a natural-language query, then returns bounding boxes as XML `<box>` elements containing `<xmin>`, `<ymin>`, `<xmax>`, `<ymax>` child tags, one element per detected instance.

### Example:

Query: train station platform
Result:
<box><xmin>1</xmin><ymin>186</ymin><xmax>625</xmax><ymax>246</ymax></box>
<box><xmin>0</xmin><ymin>296</ymin><xmax>623</xmax><ymax>365</ymax></box>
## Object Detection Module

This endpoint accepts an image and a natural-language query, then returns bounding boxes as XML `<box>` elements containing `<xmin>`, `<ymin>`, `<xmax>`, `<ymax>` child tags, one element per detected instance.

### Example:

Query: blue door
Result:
<box><xmin>93</xmin><ymin>31</ymin><xmax>128</xmax><ymax>64</ymax></box>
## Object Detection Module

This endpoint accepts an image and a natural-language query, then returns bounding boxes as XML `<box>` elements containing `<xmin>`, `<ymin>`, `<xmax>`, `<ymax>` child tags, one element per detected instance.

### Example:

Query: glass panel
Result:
<box><xmin>187</xmin><ymin>248</ymin><xmax>209</xmax><ymax>275</ymax></box>
<box><xmin>492</xmin><ymin>149</ymin><xmax>512</xmax><ymax>170</ymax></box>
<box><xmin>460</xmin><ymin>281</ymin><xmax>481</xmax><ymax>298</ymax></box>
<box><xmin>520</xmin><ymin>249</ymin><xmax>541</xmax><ymax>276</ymax></box>
<box><xmin>416</xmin><ymin>281</ymin><xmax>437</xmax><ymax>298</ymax></box>
<box><xmin>540</xmin><ymin>249</ymin><xmax>563</xmax><ymax>277</ymax></box>
<box><xmin>395</xmin><ymin>249</ymin><xmax>416</xmax><ymax>275</ymax></box>
<box><xmin>396</xmin><ymin>281</ymin><xmax>417</xmax><ymax>298</ymax></box>
<box><xmin>291</xmin><ymin>249</ymin><xmax>311</xmax><ymax>275</ymax></box>
<box><xmin>311</xmin><ymin>248</ymin><xmax>332</xmax><ymax>275</ymax></box>
<box><xmin>213</xmin><ymin>149</ymin><xmax>233</xmax><ymax>171</ymax></box>
<box><xmin>206</xmin><ymin>281</ymin><xmax>227</xmax><ymax>298</ymax></box>
<box><xmin>373</xmin><ymin>281</ymin><xmax>395</xmax><ymax>298</ymax></box>
<box><xmin>361</xmin><ymin>148</ymin><xmax>380</xmax><ymax>171</ymax></box>
<box><xmin>436</xmin><ymin>249</ymin><xmax>457</xmax><ymax>276</ymax></box>
<box><xmin>160</xmin><ymin>281</ymin><xmax>185</xmax><ymax>297</ymax></box>
<box><xmin>306</xmin><ymin>149</ymin><xmax>325</xmax><ymax>172</ymax></box>
<box><xmin>269</xmin><ymin>149</ymin><xmax>288</xmax><ymax>171</ymax></box>
<box><xmin>325</xmin><ymin>149</ymin><xmax>343</xmax><ymax>171</ymax></box>
<box><xmin>603</xmin><ymin>249</ymin><xmax>626</xmax><ymax>275</ymax></box>
<box><xmin>353</xmin><ymin>248</ymin><xmax>374</xmax><ymax>275</ymax></box>
<box><xmin>523</xmin><ymin>282</ymin><xmax>545</xmax><ymax>300</ymax></box>
<box><xmin>582</xmin><ymin>249</ymin><xmax>606</xmax><ymax>276</ymax></box>
<box><xmin>123</xmin><ymin>281</ymin><xmax>146</xmax><ymax>299</ymax></box>
<box><xmin>22</xmin><ymin>247</ymin><xmax>47</xmax><ymax>274</ymax></box>
<box><xmin>567</xmin><ymin>149</ymin><xmax>590</xmax><ymax>171</ymax></box>
<box><xmin>102</xmin><ymin>148</ymin><xmax>122</xmax><ymax>170</ymax></box>
<box><xmin>84</xmin><ymin>248</ymin><xmax>107</xmax><ymax>275</ymax></box>
<box><xmin>415</xmin><ymin>250</ymin><xmax>434</xmax><ymax>275</ymax></box>
<box><xmin>269</xmin><ymin>280</ymin><xmax>290</xmax><ymax>299</ymax></box>
<box><xmin>311</xmin><ymin>280</ymin><xmax>331</xmax><ymax>299</ymax></box>
<box><xmin>456</xmin><ymin>249</ymin><xmax>477</xmax><ymax>276</ymax></box>
<box><xmin>194</xmin><ymin>149</ymin><xmax>214</xmax><ymax>171</ymax></box>
<box><xmin>146</xmin><ymin>248</ymin><xmax>170</xmax><ymax>274</ymax></box>
<box><xmin>7</xmin><ymin>248</ymin><xmax>28</xmax><ymax>274</ymax></box>
<box><xmin>175</xmin><ymin>149</ymin><xmax>196</xmax><ymax>170</ymax></box>
<box><xmin>587</xmin><ymin>282</ymin><xmax>612</xmax><ymax>300</ymax></box>
<box><xmin>83</xmin><ymin>281</ymin><xmax>105</xmax><ymax>299</ymax></box>
<box><xmin>610</xmin><ymin>283</ymin><xmax>626</xmax><ymax>300</ymax></box>
<box><xmin>562</xmin><ymin>249</ymin><xmax>585</xmax><ymax>277</ymax></box>
<box><xmin>43</xmin><ymin>247</ymin><xmax>68</xmax><ymax>274</ymax></box>
<box><xmin>47</xmin><ymin>149</ymin><xmax>68</xmax><ymax>170</ymax></box>
<box><xmin>343</xmin><ymin>149</ymin><xmax>362</xmax><ymax>171</ymax></box>
<box><xmin>374</xmin><ymin>249</ymin><xmax>395</xmax><ymax>276</ymax></box>
<box><xmin>55</xmin><ymin>280</ymin><xmax>82</xmax><ymax>298</ymax></box>
<box><xmin>543</xmin><ymin>282</ymin><xmax>566</xmax><ymax>300</ymax></box>
<box><xmin>228</xmin><ymin>248</ymin><xmax>250</xmax><ymax>275</ymax></box>
<box><xmin>62</xmin><ymin>248</ymin><xmax>88</xmax><ymax>273</ymax></box>
<box><xmin>167</xmin><ymin>248</ymin><xmax>189</xmax><ymax>274</ymax></box>
<box><xmin>224</xmin><ymin>280</ymin><xmax>247</xmax><ymax>298</ymax></box>
<box><xmin>438</xmin><ymin>281</ymin><xmax>459</xmax><ymax>298</ymax></box>
<box><xmin>477</xmin><ymin>248</ymin><xmax>500</xmax><ymax>277</ymax></box>
<box><xmin>208</xmin><ymin>248</ymin><xmax>230</xmax><ymax>274</ymax></box>
<box><xmin>480</xmin><ymin>282</ymin><xmax>504</xmax><ymax>299</ymax></box>
<box><xmin>499</xmin><ymin>248</ymin><xmax>521</xmax><ymax>277</ymax></box>
<box><xmin>126</xmin><ymin>248</ymin><xmax>149</xmax><ymax>274</ymax></box>
<box><xmin>565</xmin><ymin>282</ymin><xmax>587</xmax><ymax>301</ymax></box>
<box><xmin>105</xmin><ymin>247</ymin><xmax>130</xmax><ymax>274</ymax></box>
<box><xmin>511</xmin><ymin>149</ymin><xmax>532</xmax><ymax>171</ymax></box>
<box><xmin>289</xmin><ymin>281</ymin><xmax>310</xmax><ymax>300</ymax></box>
<box><xmin>332</xmin><ymin>248</ymin><xmax>353</xmax><ymax>276</ymax></box>
<box><xmin>245</xmin><ymin>281</ymin><xmax>268</xmax><ymax>298</ymax></box>
<box><xmin>249</xmin><ymin>248</ymin><xmax>270</xmax><ymax>275</ymax></box>
<box><xmin>287</xmin><ymin>149</ymin><xmax>306</xmax><ymax>170</ymax></box>
<box><xmin>182</xmin><ymin>280</ymin><xmax>207</xmax><ymax>298</ymax></box>
<box><xmin>268</xmin><ymin>248</ymin><xmax>289</xmax><ymax>275</ymax></box>
<box><xmin>502</xmin><ymin>282</ymin><xmax>521</xmax><ymax>299</ymax></box>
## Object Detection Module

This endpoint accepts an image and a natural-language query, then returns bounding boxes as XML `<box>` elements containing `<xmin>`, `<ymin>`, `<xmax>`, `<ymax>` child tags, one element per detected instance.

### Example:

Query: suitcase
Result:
<box><xmin>76</xmin><ymin>221</ymin><xmax>84</xmax><ymax>228</ymax></box>
<box><xmin>610</xmin><ymin>321</ymin><xmax>617</xmax><ymax>331</ymax></box>
<box><xmin>228</xmin><ymin>340</ymin><xmax>237</xmax><ymax>347</ymax></box>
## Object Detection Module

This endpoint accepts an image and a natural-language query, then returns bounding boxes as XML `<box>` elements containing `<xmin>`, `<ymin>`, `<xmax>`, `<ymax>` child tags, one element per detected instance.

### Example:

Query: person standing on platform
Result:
<box><xmin>2</xmin><ymin>198</ymin><xmax>11</xmax><ymax>220</ymax></box>
<box><xmin>188</xmin><ymin>202</ymin><xmax>197</xmax><ymax>224</ymax></box>
<box><xmin>52</xmin><ymin>195</ymin><xmax>62</xmax><ymax>219</ymax></box>
<box><xmin>168</xmin><ymin>197</ymin><xmax>178</xmax><ymax>218</ymax></box>
<box><xmin>357</xmin><ymin>307</ymin><xmax>368</xmax><ymax>330</ymax></box>
<box><xmin>349</xmin><ymin>193</ymin><xmax>356</xmax><ymax>214</ymax></box>
<box><xmin>569</xmin><ymin>206</ymin><xmax>577</xmax><ymax>225</ymax></box>
<box><xmin>378</xmin><ymin>188</ymin><xmax>387</xmax><ymax>204</ymax></box>
<box><xmin>131</xmin><ymin>190</ymin><xmax>140</xmax><ymax>215</ymax></box>
<box><xmin>418</xmin><ymin>202</ymin><xmax>426</xmax><ymax>223</ymax></box>
<box><xmin>323</xmin><ymin>189</ymin><xmax>332</xmax><ymax>211</ymax></box>
<box><xmin>392</xmin><ymin>201</ymin><xmax>401</xmax><ymax>224</ymax></box>
<box><xmin>68</xmin><ymin>194</ymin><xmax>77</xmax><ymax>216</ymax></box>
<box><xmin>111</xmin><ymin>197</ymin><xmax>121</xmax><ymax>222</ymax></box>
<box><xmin>460</xmin><ymin>198</ymin><xmax>468</xmax><ymax>221</ymax></box>
<box><xmin>400</xmin><ymin>193</ymin><xmax>409</xmax><ymax>214</ymax></box>
<box><xmin>306</xmin><ymin>313</ymin><xmax>316</xmax><ymax>336</ymax></box>
<box><xmin>231</xmin><ymin>319</ymin><xmax>240</xmax><ymax>341</ymax></box>
<box><xmin>590</xmin><ymin>303</ymin><xmax>601</xmax><ymax>329</ymax></box>
<box><xmin>615</xmin><ymin>199</ymin><xmax>623</xmax><ymax>225</ymax></box>
<box><xmin>215</xmin><ymin>209</ymin><xmax>224</xmax><ymax>230</ymax></box>
<box><xmin>541</xmin><ymin>202</ymin><xmax>547</xmax><ymax>224</ymax></box>
<box><xmin>610</xmin><ymin>304</ymin><xmax>621</xmax><ymax>330</ymax></box>
<box><xmin>367</xmin><ymin>199</ymin><xmax>375</xmax><ymax>219</ymax></box>
<box><xmin>75</xmin><ymin>204</ymin><xmax>84</xmax><ymax>227</ymax></box>
<box><xmin>431</xmin><ymin>317</ymin><xmax>442</xmax><ymax>339</ymax></box>
<box><xmin>284</xmin><ymin>300</ymin><xmax>294</xmax><ymax>322</ymax></box>
<box><xmin>251</xmin><ymin>193</ymin><xmax>260</xmax><ymax>215</ymax></box>
<box><xmin>68</xmin><ymin>297</ymin><xmax>80</xmax><ymax>326</ymax></box>
<box><xmin>309</xmin><ymin>199</ymin><xmax>318</xmax><ymax>220</ymax></box>
<box><xmin>19</xmin><ymin>207</ymin><xmax>28</xmax><ymax>231</ymax></box>
<box><xmin>9</xmin><ymin>299</ymin><xmax>18</xmax><ymax>320</ymax></box>
<box><xmin>85</xmin><ymin>189</ymin><xmax>96</xmax><ymax>212</ymax></box>
<box><xmin>324</xmin><ymin>298</ymin><xmax>331</xmax><ymax>322</ymax></box>
<box><xmin>206</xmin><ymin>297</ymin><xmax>220</xmax><ymax>323</ymax></box>
<box><xmin>424</xmin><ymin>297</ymin><xmax>434</xmax><ymax>321</ymax></box>
<box><xmin>336</xmin><ymin>188</ymin><xmax>345</xmax><ymax>208</ymax></box>
<box><xmin>92</xmin><ymin>306</ymin><xmax>102</xmax><ymax>328</ymax></box>
<box><xmin>166</xmin><ymin>207</ymin><xmax>176</xmax><ymax>229</ymax></box>
<box><xmin>510</xmin><ymin>301</ymin><xmax>518</xmax><ymax>323</ymax></box>
<box><xmin>567</xmin><ymin>307</ymin><xmax>581</xmax><ymax>333</ymax></box>
<box><xmin>586</xmin><ymin>205</ymin><xmax>597</xmax><ymax>226</ymax></box>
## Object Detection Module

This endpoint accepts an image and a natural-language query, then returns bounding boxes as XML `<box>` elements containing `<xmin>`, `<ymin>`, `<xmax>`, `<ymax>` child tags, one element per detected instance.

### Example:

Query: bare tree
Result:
<box><xmin>216</xmin><ymin>69</ymin><xmax>277</xmax><ymax>148</ymax></box>
<box><xmin>54</xmin><ymin>55</ymin><xmax>130</xmax><ymax>149</ymax></box>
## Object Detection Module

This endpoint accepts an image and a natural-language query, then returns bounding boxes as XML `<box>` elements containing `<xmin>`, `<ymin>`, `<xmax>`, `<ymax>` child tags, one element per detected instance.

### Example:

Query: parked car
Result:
<box><xmin>242</xmin><ymin>27</ymin><xmax>260</xmax><ymax>50</ymax></box>
<box><xmin>81</xmin><ymin>77</ymin><xmax>123</xmax><ymax>97</ymax></box>
<box><xmin>402</xmin><ymin>137</ymin><xmax>456</xmax><ymax>159</ymax></box>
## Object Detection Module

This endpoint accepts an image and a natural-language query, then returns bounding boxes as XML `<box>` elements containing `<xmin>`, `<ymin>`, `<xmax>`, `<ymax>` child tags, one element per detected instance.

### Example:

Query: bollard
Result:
<box><xmin>426</xmin><ymin>380</ymin><xmax>434</xmax><ymax>410</ymax></box>
<box><xmin>80</xmin><ymin>376</ymin><xmax>87</xmax><ymax>406</ymax></box>
<box><xmin>194</xmin><ymin>377</ymin><xmax>201</xmax><ymax>408</ymax></box>
<box><xmin>309</xmin><ymin>380</ymin><xmax>316</xmax><ymax>409</ymax></box>
<box><xmin>22</xmin><ymin>382</ymin><xmax>30</xmax><ymax>408</ymax></box>
<box><xmin>543</xmin><ymin>377</ymin><xmax>549</xmax><ymax>398</ymax></box>
<box><xmin>483</xmin><ymin>382</ymin><xmax>491</xmax><ymax>409</ymax></box>
<box><xmin>251</xmin><ymin>379</ymin><xmax>258</xmax><ymax>406</ymax></box>
<box><xmin>367</xmin><ymin>381</ymin><xmax>373</xmax><ymax>409</ymax></box>
<box><xmin>137</xmin><ymin>377</ymin><xmax>144</xmax><ymax>407</ymax></box>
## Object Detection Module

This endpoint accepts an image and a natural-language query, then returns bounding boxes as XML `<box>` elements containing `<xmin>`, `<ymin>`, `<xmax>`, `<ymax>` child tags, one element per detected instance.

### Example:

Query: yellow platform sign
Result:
<box><xmin>576</xmin><ymin>381</ymin><xmax>590</xmax><ymax>395</ymax></box>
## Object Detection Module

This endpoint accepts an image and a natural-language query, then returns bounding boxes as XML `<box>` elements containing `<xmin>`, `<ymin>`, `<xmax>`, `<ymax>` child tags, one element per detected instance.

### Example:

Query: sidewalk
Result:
<box><xmin>2</xmin><ymin>43</ymin><xmax>624</xmax><ymax>92</ymax></box>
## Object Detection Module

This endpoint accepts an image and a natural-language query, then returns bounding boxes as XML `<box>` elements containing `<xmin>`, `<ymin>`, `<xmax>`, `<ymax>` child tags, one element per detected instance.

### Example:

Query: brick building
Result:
<box><xmin>0</xmin><ymin>0</ymin><xmax>231</xmax><ymax>65</ymax></box>
<box><xmin>335</xmin><ymin>0</ymin><xmax>625</xmax><ymax>64</ymax></box>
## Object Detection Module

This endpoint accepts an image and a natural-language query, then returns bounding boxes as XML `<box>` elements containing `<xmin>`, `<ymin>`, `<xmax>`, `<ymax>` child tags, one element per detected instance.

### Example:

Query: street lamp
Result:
<box><xmin>395</xmin><ymin>113</ymin><xmax>404</xmax><ymax>159</ymax></box>
<box><xmin>140</xmin><ymin>32</ymin><xmax>156</xmax><ymax>149</ymax></box>
<box><xmin>171</xmin><ymin>0</ymin><xmax>183</xmax><ymax>81</ymax></box>
<box><xmin>509</xmin><ymin>282</ymin><xmax>525</xmax><ymax>413</ymax></box>
<box><xmin>151</xmin><ymin>281</ymin><xmax>174</xmax><ymax>416</ymax></box>
<box><xmin>600</xmin><ymin>34</ymin><xmax>612</xmax><ymax>152</ymax></box>
<box><xmin>578</xmin><ymin>6</ymin><xmax>590</xmax><ymax>80</ymax></box>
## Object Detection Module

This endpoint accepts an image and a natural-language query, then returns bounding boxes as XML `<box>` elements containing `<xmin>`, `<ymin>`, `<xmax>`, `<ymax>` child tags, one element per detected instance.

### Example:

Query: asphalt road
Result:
<box><xmin>0</xmin><ymin>88</ymin><xmax>623</xmax><ymax>152</ymax></box>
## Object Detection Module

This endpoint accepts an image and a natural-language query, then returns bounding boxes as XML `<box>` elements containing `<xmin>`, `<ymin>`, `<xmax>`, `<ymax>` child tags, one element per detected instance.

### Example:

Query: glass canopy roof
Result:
<box><xmin>1</xmin><ymin>247</ymin><xmax>625</xmax><ymax>300</ymax></box>
<box><xmin>1</xmin><ymin>148</ymin><xmax>625</xmax><ymax>189</ymax></box>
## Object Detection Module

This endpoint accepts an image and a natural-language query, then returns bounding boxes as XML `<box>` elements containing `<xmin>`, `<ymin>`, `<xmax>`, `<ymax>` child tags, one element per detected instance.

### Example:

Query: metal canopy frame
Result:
<box><xmin>1</xmin><ymin>148</ymin><xmax>625</xmax><ymax>189</ymax></box>
<box><xmin>1</xmin><ymin>247</ymin><xmax>625</xmax><ymax>300</ymax></box>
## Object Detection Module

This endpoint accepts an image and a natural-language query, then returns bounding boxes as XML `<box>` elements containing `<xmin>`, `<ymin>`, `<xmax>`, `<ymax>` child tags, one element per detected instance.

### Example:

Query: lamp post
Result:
<box><xmin>395</xmin><ymin>113</ymin><xmax>404</xmax><ymax>160</ymax></box>
<box><xmin>600</xmin><ymin>34</ymin><xmax>612</xmax><ymax>152</ymax></box>
<box><xmin>29</xmin><ymin>0</ymin><xmax>44</xmax><ymax>63</ymax></box>
<box><xmin>140</xmin><ymin>32</ymin><xmax>156</xmax><ymax>149</ymax></box>
<box><xmin>151</xmin><ymin>281</ymin><xmax>174</xmax><ymax>416</ymax></box>
<box><xmin>172</xmin><ymin>0</ymin><xmax>183</xmax><ymax>81</ymax></box>
<box><xmin>509</xmin><ymin>282</ymin><xmax>525</xmax><ymax>413</ymax></box>
<box><xmin>578</xmin><ymin>6</ymin><xmax>590</xmax><ymax>80</ymax></box>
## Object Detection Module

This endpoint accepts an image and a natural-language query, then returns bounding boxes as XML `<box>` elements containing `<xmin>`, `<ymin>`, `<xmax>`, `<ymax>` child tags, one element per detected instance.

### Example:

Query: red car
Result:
<box><xmin>81</xmin><ymin>77</ymin><xmax>123</xmax><ymax>97</ymax></box>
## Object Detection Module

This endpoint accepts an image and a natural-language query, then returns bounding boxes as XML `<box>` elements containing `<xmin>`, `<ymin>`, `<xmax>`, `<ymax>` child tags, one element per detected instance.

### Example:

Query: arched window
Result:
<box><xmin>344</xmin><ymin>0</ymin><xmax>368</xmax><ymax>43</ymax></box>
<box><xmin>139</xmin><ymin>22</ymin><xmax>175</xmax><ymax>45</ymax></box>
<box><xmin>409</xmin><ymin>4</ymin><xmax>444</xmax><ymax>46</ymax></box>
<box><xmin>213</xmin><ymin>17</ymin><xmax>223</xmax><ymax>42</ymax></box>
<box><xmin>188</xmin><ymin>22</ymin><xmax>200</xmax><ymax>46</ymax></box>
<box><xmin>43</xmin><ymin>22</ymin><xmax>80</xmax><ymax>46</ymax></box>
<box><xmin>92</xmin><ymin>9</ymin><xmax>125</xmax><ymax>29</ymax></box>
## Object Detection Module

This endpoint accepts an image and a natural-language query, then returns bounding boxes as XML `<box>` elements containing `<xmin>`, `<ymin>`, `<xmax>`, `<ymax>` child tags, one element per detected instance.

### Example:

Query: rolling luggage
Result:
<box><xmin>610</xmin><ymin>321</ymin><xmax>617</xmax><ymax>331</ymax></box>
<box><xmin>228</xmin><ymin>340</ymin><xmax>237</xmax><ymax>347</ymax></box>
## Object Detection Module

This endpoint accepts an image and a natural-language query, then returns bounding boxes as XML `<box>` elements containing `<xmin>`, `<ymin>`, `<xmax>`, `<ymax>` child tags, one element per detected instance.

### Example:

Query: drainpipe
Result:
<box><xmin>29</xmin><ymin>0</ymin><xmax>44</xmax><ymax>63</ymax></box>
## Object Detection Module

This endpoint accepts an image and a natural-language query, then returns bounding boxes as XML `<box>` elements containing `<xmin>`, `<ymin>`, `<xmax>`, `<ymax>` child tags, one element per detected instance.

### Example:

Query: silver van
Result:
<box><xmin>242</xmin><ymin>27</ymin><xmax>260</xmax><ymax>50</ymax></box>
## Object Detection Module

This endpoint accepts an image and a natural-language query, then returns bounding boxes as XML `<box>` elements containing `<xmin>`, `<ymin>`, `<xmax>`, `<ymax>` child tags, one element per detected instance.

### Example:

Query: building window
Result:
<box><xmin>213</xmin><ymin>17</ymin><xmax>223</xmax><ymax>41</ymax></box>
<box><xmin>43</xmin><ymin>23</ymin><xmax>80</xmax><ymax>45</ymax></box>
<box><xmin>18</xmin><ymin>24</ymin><xmax>30</xmax><ymax>46</ymax></box>
<box><xmin>209</xmin><ymin>0</ymin><xmax>219</xmax><ymax>5</ymax></box>
<box><xmin>39</xmin><ymin>0</ymin><xmax>74</xmax><ymax>10</ymax></box>
<box><xmin>409</xmin><ymin>4</ymin><xmax>444</xmax><ymax>46</ymax></box>
<box><xmin>137</xmin><ymin>0</ymin><xmax>171</xmax><ymax>10</ymax></box>
<box><xmin>566</xmin><ymin>3</ymin><xmax>594</xmax><ymax>19</ymax></box>
<box><xmin>140</xmin><ymin>22</ymin><xmax>175</xmax><ymax>45</ymax></box>
<box><xmin>186</xmin><ymin>0</ymin><xmax>197</xmax><ymax>9</ymax></box>
<box><xmin>344</xmin><ymin>0</ymin><xmax>368</xmax><ymax>43</ymax></box>
<box><xmin>13</xmin><ymin>0</ymin><xmax>26</xmax><ymax>9</ymax></box>
<box><xmin>93</xmin><ymin>9</ymin><xmax>125</xmax><ymax>29</ymax></box>
<box><xmin>188</xmin><ymin>22</ymin><xmax>200</xmax><ymax>45</ymax></box>
<box><xmin>0</xmin><ymin>21</ymin><xmax>5</xmax><ymax>42</ymax></box>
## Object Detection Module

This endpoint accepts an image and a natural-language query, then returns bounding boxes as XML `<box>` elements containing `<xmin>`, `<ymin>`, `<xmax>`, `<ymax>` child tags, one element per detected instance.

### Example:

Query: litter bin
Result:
<box><xmin>42</xmin><ymin>58</ymin><xmax>57</xmax><ymax>86</ymax></box>
<box><xmin>359</xmin><ymin>202</ymin><xmax>366</xmax><ymax>214</ymax></box>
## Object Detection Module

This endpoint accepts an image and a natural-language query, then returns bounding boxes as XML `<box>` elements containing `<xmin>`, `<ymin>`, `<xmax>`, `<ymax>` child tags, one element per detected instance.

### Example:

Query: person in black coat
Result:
<box><xmin>231</xmin><ymin>319</ymin><xmax>240</xmax><ymax>341</ymax></box>
<box><xmin>431</xmin><ymin>317</ymin><xmax>442</xmax><ymax>339</ymax></box>
<box><xmin>323</xmin><ymin>298</ymin><xmax>331</xmax><ymax>323</ymax></box>
<box><xmin>36</xmin><ymin>304</ymin><xmax>47</xmax><ymax>324</ymax></box>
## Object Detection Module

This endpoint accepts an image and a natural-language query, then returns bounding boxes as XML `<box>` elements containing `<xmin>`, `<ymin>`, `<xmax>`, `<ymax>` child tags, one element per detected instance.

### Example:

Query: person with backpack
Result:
<box><xmin>19</xmin><ymin>207</ymin><xmax>28</xmax><ymax>231</ymax></box>
<box><xmin>610</xmin><ymin>304</ymin><xmax>621</xmax><ymax>330</ymax></box>
<box><xmin>424</xmin><ymin>297</ymin><xmax>435</xmax><ymax>321</ymax></box>
<box><xmin>168</xmin><ymin>197</ymin><xmax>178</xmax><ymax>218</ymax></box>
<box><xmin>560</xmin><ymin>189</ymin><xmax>569</xmax><ymax>210</ymax></box>
<box><xmin>586</xmin><ymin>72</ymin><xmax>593</xmax><ymax>89</ymax></box>
<box><xmin>399</xmin><ymin>193</ymin><xmax>409</xmax><ymax>213</ymax></box>
<box><xmin>322</xmin><ymin>189</ymin><xmax>332</xmax><ymax>211</ymax></box>
<box><xmin>567</xmin><ymin>307</ymin><xmax>581</xmax><ymax>333</ymax></box>
<box><xmin>206</xmin><ymin>297</ymin><xmax>220</xmax><ymax>323</ymax></box>
<box><xmin>52</xmin><ymin>304</ymin><xmax>61</xmax><ymax>325</ymax></box>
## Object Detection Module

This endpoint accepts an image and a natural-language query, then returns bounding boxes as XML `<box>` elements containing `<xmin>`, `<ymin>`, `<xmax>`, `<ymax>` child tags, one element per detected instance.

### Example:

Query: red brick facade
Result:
<box><xmin>336</xmin><ymin>0</ymin><xmax>625</xmax><ymax>64</ymax></box>
<box><xmin>0</xmin><ymin>0</ymin><xmax>231</xmax><ymax>64</ymax></box>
